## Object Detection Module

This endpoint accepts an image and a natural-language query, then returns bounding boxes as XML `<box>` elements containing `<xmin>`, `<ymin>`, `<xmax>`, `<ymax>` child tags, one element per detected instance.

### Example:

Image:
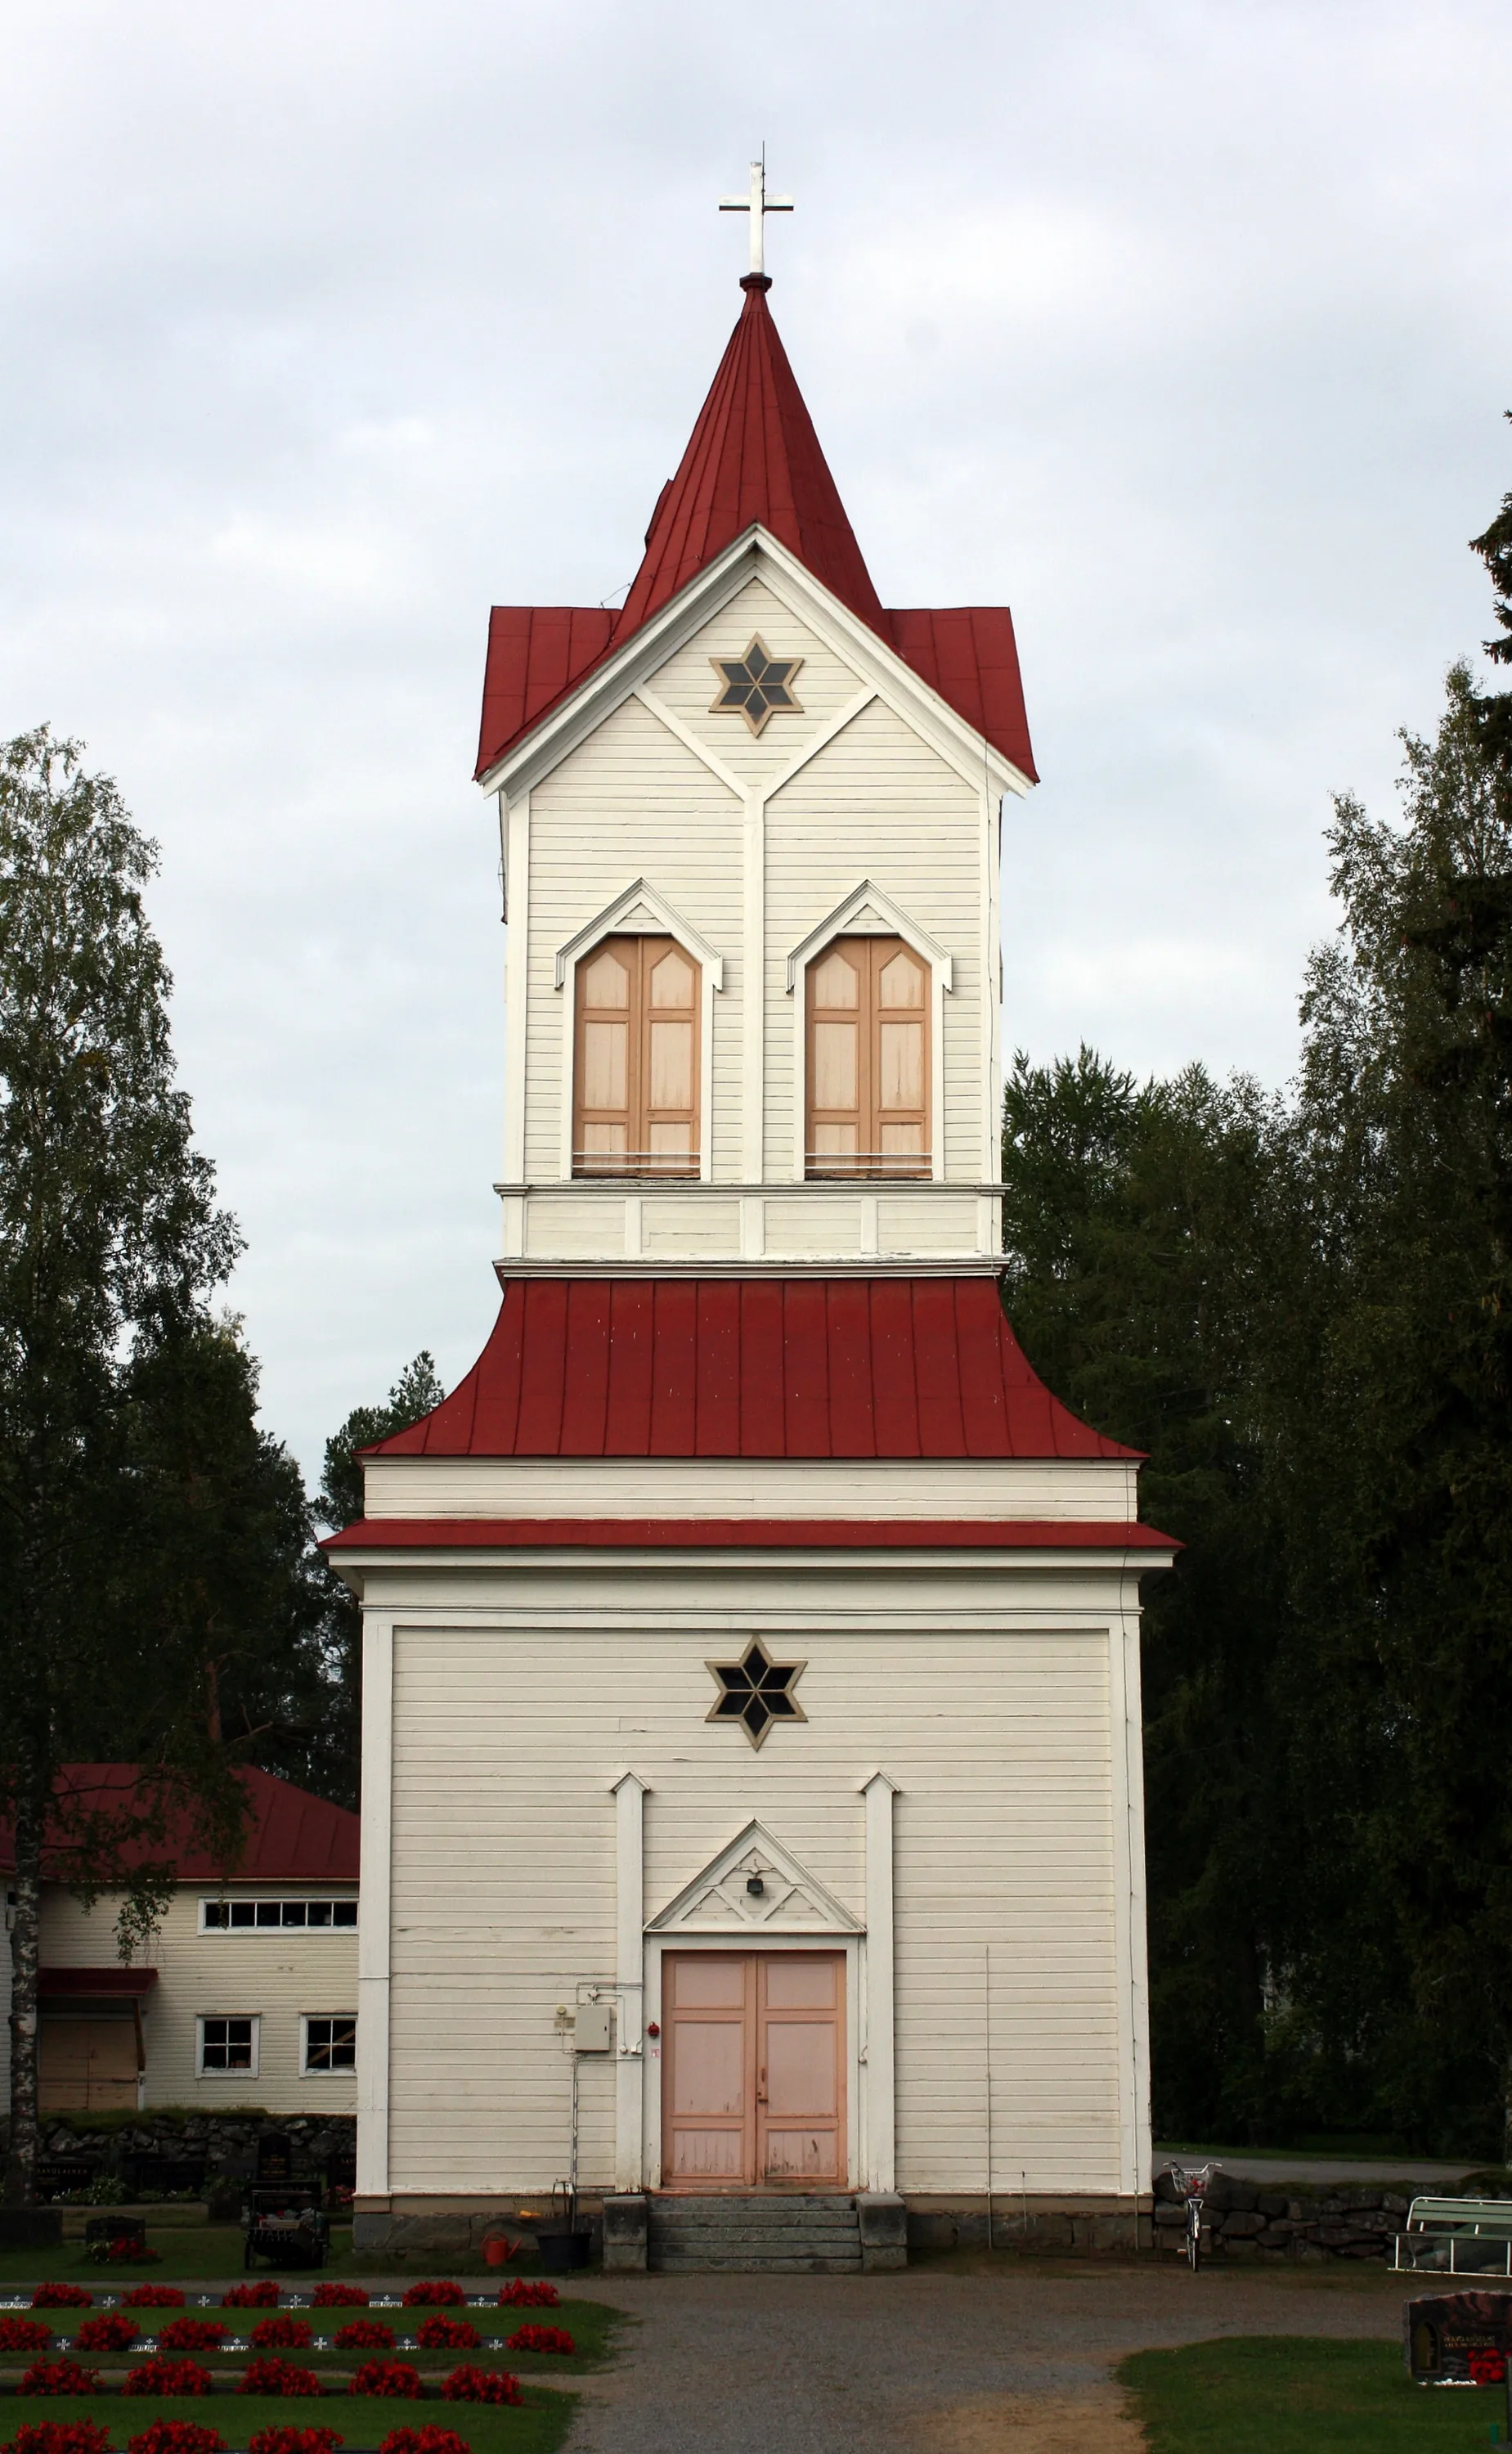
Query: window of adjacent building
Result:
<box><xmin>200</xmin><ymin>1899</ymin><xmax>357</xmax><ymax>1930</ymax></box>
<box><xmin>302</xmin><ymin>2015</ymin><xmax>357</xmax><ymax>2074</ymax></box>
<box><xmin>198</xmin><ymin>2016</ymin><xmax>258</xmax><ymax>2075</ymax></box>
<box><xmin>573</xmin><ymin>933</ymin><xmax>699</xmax><ymax>1176</ymax></box>
<box><xmin>805</xmin><ymin>934</ymin><xmax>931</xmax><ymax>1178</ymax></box>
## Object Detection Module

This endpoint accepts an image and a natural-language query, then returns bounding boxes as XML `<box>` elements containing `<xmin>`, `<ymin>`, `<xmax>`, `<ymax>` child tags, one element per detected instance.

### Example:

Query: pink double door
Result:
<box><xmin>662</xmin><ymin>1953</ymin><xmax>846</xmax><ymax>2190</ymax></box>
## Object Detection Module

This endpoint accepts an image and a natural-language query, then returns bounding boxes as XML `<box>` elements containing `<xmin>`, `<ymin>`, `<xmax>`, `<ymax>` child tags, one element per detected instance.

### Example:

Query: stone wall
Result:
<box><xmin>1153</xmin><ymin>2166</ymin><xmax>1408</xmax><ymax>2258</ymax></box>
<box><xmin>1</xmin><ymin>2110</ymin><xmax>355</xmax><ymax>2191</ymax></box>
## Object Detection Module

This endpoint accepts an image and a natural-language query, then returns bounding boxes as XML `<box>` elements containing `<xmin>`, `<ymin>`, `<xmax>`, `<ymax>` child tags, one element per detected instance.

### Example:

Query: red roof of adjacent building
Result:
<box><xmin>0</xmin><ymin>1767</ymin><xmax>359</xmax><ymax>1884</ymax></box>
<box><xmin>475</xmin><ymin>278</ymin><xmax>1037</xmax><ymax>783</ymax></box>
<box><xmin>327</xmin><ymin>1516</ymin><xmax>1173</xmax><ymax>1553</ymax></box>
<box><xmin>362</xmin><ymin>1277</ymin><xmax>1136</xmax><ymax>1463</ymax></box>
<box><xmin>39</xmin><ymin>1967</ymin><xmax>159</xmax><ymax>1998</ymax></box>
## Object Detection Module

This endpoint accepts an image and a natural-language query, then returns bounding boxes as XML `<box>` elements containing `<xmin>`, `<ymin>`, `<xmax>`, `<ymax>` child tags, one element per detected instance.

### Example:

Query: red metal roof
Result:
<box><xmin>0</xmin><ymin>1767</ymin><xmax>359</xmax><ymax>1884</ymax></box>
<box><xmin>474</xmin><ymin>281</ymin><xmax>1037</xmax><ymax>783</ymax></box>
<box><xmin>327</xmin><ymin>1516</ymin><xmax>1173</xmax><ymax>1553</ymax></box>
<box><xmin>365</xmin><ymin>1277</ymin><xmax>1136</xmax><ymax>1463</ymax></box>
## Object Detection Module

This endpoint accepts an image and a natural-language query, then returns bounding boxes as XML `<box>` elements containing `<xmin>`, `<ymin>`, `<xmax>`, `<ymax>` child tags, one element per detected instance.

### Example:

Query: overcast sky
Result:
<box><xmin>3</xmin><ymin>0</ymin><xmax>1510</xmax><ymax>1482</ymax></box>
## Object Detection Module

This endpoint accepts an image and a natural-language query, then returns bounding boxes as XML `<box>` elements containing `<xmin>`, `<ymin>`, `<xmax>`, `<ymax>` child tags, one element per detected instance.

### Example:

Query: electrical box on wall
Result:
<box><xmin>575</xmin><ymin>2002</ymin><xmax>613</xmax><ymax>2053</ymax></box>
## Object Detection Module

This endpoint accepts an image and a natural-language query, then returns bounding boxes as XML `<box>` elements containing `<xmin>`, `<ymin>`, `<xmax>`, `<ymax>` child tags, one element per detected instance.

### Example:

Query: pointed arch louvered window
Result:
<box><xmin>574</xmin><ymin>934</ymin><xmax>700</xmax><ymax>1176</ymax></box>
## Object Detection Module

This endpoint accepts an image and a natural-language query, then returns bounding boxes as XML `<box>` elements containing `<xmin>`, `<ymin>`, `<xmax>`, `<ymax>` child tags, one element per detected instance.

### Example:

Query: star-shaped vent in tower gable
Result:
<box><xmin>709</xmin><ymin>636</ymin><xmax>805</xmax><ymax>735</ymax></box>
<box><xmin>705</xmin><ymin>1638</ymin><xmax>808</xmax><ymax>1748</ymax></box>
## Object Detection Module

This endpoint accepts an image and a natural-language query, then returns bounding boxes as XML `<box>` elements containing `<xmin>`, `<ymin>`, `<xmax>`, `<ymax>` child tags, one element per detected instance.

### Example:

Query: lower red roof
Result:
<box><xmin>325</xmin><ymin>1517</ymin><xmax>1175</xmax><ymax>1553</ymax></box>
<box><xmin>366</xmin><ymin>1277</ymin><xmax>1137</xmax><ymax>1463</ymax></box>
<box><xmin>39</xmin><ymin>1966</ymin><xmax>159</xmax><ymax>1999</ymax></box>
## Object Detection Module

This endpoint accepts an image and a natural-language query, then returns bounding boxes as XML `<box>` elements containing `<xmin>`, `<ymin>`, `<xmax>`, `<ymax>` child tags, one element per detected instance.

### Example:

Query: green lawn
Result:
<box><xmin>0</xmin><ymin>2394</ymin><xmax>575</xmax><ymax>2454</ymax></box>
<box><xmin>0</xmin><ymin>2232</ymin><xmax>354</xmax><ymax>2284</ymax></box>
<box><xmin>1120</xmin><ymin>2335</ymin><xmax>1505</xmax><ymax>2452</ymax></box>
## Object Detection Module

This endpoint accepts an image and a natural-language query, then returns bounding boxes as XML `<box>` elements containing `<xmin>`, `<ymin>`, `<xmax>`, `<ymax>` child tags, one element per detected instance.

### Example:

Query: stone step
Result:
<box><xmin>651</xmin><ymin>2197</ymin><xmax>856</xmax><ymax>2220</ymax></box>
<box><xmin>655</xmin><ymin>2254</ymin><xmax>863</xmax><ymax>2273</ymax></box>
<box><xmin>653</xmin><ymin>2230</ymin><xmax>863</xmax><ymax>2252</ymax></box>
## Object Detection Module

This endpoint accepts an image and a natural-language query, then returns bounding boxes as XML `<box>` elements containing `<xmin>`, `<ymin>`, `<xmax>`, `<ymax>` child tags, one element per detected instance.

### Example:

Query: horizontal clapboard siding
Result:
<box><xmin>361</xmin><ymin>1455</ymin><xmax>1140</xmax><ymax>1520</ymax></box>
<box><xmin>12</xmin><ymin>1888</ymin><xmax>358</xmax><ymax>2115</ymax></box>
<box><xmin>646</xmin><ymin>581</ymin><xmax>861</xmax><ymax>789</ymax></box>
<box><xmin>385</xmin><ymin>1621</ymin><xmax>1122</xmax><ymax>2195</ymax></box>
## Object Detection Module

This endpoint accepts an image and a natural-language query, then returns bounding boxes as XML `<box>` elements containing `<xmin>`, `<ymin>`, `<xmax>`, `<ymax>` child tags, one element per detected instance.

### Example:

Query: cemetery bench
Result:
<box><xmin>1394</xmin><ymin>2196</ymin><xmax>1512</xmax><ymax>2275</ymax></box>
<box><xmin>244</xmin><ymin>2187</ymin><xmax>330</xmax><ymax>2272</ymax></box>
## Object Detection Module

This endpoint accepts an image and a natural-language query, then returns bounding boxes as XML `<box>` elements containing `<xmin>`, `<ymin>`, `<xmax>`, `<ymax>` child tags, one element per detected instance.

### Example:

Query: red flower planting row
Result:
<box><xmin>0</xmin><ymin>2426</ymin><xmax>472</xmax><ymax>2454</ymax></box>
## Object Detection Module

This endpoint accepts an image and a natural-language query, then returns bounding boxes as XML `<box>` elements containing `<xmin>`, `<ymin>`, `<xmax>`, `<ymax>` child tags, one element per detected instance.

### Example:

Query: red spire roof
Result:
<box><xmin>617</xmin><ymin>276</ymin><xmax>886</xmax><ymax>639</ymax></box>
<box><xmin>475</xmin><ymin>282</ymin><xmax>1037</xmax><ymax>784</ymax></box>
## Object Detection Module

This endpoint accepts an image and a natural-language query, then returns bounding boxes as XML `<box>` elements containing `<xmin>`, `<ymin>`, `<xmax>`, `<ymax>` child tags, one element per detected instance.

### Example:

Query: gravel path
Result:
<box><xmin>563</xmin><ymin>2258</ymin><xmax>1411</xmax><ymax>2454</ymax></box>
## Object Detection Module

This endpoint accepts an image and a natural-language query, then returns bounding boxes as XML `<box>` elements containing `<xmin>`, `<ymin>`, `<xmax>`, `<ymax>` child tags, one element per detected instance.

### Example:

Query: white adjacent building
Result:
<box><xmin>331</xmin><ymin>246</ymin><xmax>1172</xmax><ymax>2266</ymax></box>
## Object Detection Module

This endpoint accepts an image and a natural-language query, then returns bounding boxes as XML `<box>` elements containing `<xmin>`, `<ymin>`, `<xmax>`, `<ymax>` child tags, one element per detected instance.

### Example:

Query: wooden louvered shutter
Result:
<box><xmin>575</xmin><ymin>935</ymin><xmax>699</xmax><ymax>1176</ymax></box>
<box><xmin>806</xmin><ymin>934</ymin><xmax>929</xmax><ymax>1178</ymax></box>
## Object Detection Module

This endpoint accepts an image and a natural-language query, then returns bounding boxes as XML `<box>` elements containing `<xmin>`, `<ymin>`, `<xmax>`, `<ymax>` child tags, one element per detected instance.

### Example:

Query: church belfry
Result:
<box><xmin>332</xmin><ymin>182</ymin><xmax>1168</xmax><ymax>2264</ymax></box>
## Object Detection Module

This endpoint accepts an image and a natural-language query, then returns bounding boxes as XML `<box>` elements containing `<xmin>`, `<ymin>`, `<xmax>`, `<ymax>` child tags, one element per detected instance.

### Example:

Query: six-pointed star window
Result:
<box><xmin>709</xmin><ymin>636</ymin><xmax>805</xmax><ymax>735</ymax></box>
<box><xmin>706</xmin><ymin>1638</ymin><xmax>808</xmax><ymax>1748</ymax></box>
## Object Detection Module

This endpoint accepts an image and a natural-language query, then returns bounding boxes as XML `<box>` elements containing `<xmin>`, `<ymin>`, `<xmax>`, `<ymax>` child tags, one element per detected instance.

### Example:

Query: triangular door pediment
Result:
<box><xmin>648</xmin><ymin>1820</ymin><xmax>864</xmax><ymax>1935</ymax></box>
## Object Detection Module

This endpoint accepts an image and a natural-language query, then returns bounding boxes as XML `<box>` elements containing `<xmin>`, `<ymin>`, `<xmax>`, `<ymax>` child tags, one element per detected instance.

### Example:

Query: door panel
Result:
<box><xmin>38</xmin><ymin>2016</ymin><xmax>138</xmax><ymax>2111</ymax></box>
<box><xmin>662</xmin><ymin>1952</ymin><xmax>846</xmax><ymax>2191</ymax></box>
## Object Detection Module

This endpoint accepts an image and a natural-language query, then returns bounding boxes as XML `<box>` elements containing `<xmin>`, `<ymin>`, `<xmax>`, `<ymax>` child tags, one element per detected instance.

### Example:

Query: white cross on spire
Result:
<box><xmin>719</xmin><ymin>149</ymin><xmax>793</xmax><ymax>279</ymax></box>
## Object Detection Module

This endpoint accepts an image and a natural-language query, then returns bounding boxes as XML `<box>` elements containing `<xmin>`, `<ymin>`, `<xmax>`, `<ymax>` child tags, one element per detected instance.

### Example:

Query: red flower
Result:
<box><xmin>0</xmin><ymin>2319</ymin><xmax>53</xmax><ymax>2353</ymax></box>
<box><xmin>31</xmin><ymin>2290</ymin><xmax>92</xmax><ymax>2310</ymax></box>
<box><xmin>222</xmin><ymin>2283</ymin><xmax>280</xmax><ymax>2309</ymax></box>
<box><xmin>399</xmin><ymin>2285</ymin><xmax>465</xmax><ymax>2308</ymax></box>
<box><xmin>505</xmin><ymin>2324</ymin><xmax>574</xmax><ymax>2357</ymax></box>
<box><xmin>411</xmin><ymin>2318</ymin><xmax>478</xmax><ymax>2352</ymax></box>
<box><xmin>123</xmin><ymin>2289</ymin><xmax>186</xmax><ymax>2310</ymax></box>
<box><xmin>19</xmin><ymin>2362</ymin><xmax>101</xmax><ymax>2398</ymax></box>
<box><xmin>438</xmin><ymin>2367</ymin><xmax>521</xmax><ymax>2406</ymax></box>
<box><xmin>126</xmin><ymin>2427</ymin><xmax>229</xmax><ymax>2454</ymax></box>
<box><xmin>1469</xmin><ymin>2348</ymin><xmax>1508</xmax><ymax>2384</ymax></box>
<box><xmin>77</xmin><ymin>2313</ymin><xmax>141</xmax><ymax>2353</ymax></box>
<box><xmin>245</xmin><ymin>2432</ymin><xmax>346</xmax><ymax>2454</ymax></box>
<box><xmin>348</xmin><ymin>2362</ymin><xmax>422</xmax><ymax>2400</ymax></box>
<box><xmin>496</xmin><ymin>2281</ymin><xmax>559</xmax><ymax>2308</ymax></box>
<box><xmin>377</xmin><ymin>2433</ymin><xmax>471</xmax><ymax>2454</ymax></box>
<box><xmin>123</xmin><ymin>2362</ymin><xmax>214</xmax><ymax>2398</ymax></box>
<box><xmin>7</xmin><ymin>2424</ymin><xmax>115</xmax><ymax>2454</ymax></box>
<box><xmin>250</xmin><ymin>2318</ymin><xmax>313</xmax><ymax>2351</ymax></box>
<box><xmin>331</xmin><ymin>2323</ymin><xmax>394</xmax><ymax>2353</ymax></box>
<box><xmin>238</xmin><ymin>2360</ymin><xmax>324</xmax><ymax>2399</ymax></box>
<box><xmin>158</xmin><ymin>2321</ymin><xmax>228</xmax><ymax>2353</ymax></box>
<box><xmin>88</xmin><ymin>2240</ymin><xmax>160</xmax><ymax>2266</ymax></box>
<box><xmin>310</xmin><ymin>2288</ymin><xmax>368</xmax><ymax>2311</ymax></box>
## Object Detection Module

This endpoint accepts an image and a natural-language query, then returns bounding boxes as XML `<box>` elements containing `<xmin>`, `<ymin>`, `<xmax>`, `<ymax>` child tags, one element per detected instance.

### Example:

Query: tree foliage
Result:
<box><xmin>1002</xmin><ymin>449</ymin><xmax>1512</xmax><ymax>2150</ymax></box>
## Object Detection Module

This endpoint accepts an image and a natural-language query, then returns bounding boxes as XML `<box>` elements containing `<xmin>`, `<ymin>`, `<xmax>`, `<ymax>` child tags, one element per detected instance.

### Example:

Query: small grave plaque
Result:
<box><xmin>1406</xmin><ymin>2290</ymin><xmax>1512</xmax><ymax>2384</ymax></box>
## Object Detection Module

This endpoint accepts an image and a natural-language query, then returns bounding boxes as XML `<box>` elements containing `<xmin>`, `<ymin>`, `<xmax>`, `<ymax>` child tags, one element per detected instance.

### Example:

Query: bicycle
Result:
<box><xmin>1167</xmin><ymin>2160</ymin><xmax>1217</xmax><ymax>2272</ymax></box>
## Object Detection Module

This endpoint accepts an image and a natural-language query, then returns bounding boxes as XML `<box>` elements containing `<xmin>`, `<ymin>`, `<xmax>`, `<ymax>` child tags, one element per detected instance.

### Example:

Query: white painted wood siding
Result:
<box><xmin>384</xmin><ymin>1596</ymin><xmax>1131</xmax><ymax>2197</ymax></box>
<box><xmin>363</xmin><ymin>1455</ymin><xmax>1140</xmax><ymax>1521</ymax></box>
<box><xmin>18</xmin><ymin>1887</ymin><xmax>358</xmax><ymax>2114</ymax></box>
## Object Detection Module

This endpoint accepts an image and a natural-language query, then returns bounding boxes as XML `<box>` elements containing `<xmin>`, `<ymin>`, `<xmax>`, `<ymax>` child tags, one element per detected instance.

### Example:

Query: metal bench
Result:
<box><xmin>1393</xmin><ymin>2196</ymin><xmax>1512</xmax><ymax>2274</ymax></box>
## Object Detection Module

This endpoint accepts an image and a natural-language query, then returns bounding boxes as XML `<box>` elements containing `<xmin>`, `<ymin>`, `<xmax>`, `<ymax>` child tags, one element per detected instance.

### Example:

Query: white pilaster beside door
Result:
<box><xmin>861</xmin><ymin>1770</ymin><xmax>900</xmax><ymax>2193</ymax></box>
<box><xmin>612</xmin><ymin>1771</ymin><xmax>648</xmax><ymax>2191</ymax></box>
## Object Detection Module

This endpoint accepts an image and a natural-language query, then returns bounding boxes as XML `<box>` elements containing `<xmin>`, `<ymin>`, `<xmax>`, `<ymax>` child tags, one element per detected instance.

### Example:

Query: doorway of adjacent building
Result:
<box><xmin>661</xmin><ymin>1951</ymin><xmax>846</xmax><ymax>2189</ymax></box>
<box><xmin>38</xmin><ymin>2011</ymin><xmax>139</xmax><ymax>2110</ymax></box>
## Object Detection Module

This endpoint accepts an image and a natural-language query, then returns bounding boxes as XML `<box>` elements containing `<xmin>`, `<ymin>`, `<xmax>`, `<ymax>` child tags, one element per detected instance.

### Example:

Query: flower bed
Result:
<box><xmin>505</xmin><ymin>2325</ymin><xmax>573</xmax><ymax>2357</ymax></box>
<box><xmin>31</xmin><ymin>2291</ymin><xmax>92</xmax><ymax>2312</ymax></box>
<box><xmin>121</xmin><ymin>2292</ymin><xmax>185</xmax><ymax>2312</ymax></box>
<box><xmin>347</xmin><ymin>2363</ymin><xmax>420</xmax><ymax>2402</ymax></box>
<box><xmin>127</xmin><ymin>2426</ymin><xmax>228</xmax><ymax>2454</ymax></box>
<box><xmin>122</xmin><ymin>2362</ymin><xmax>213</xmax><ymax>2399</ymax></box>
<box><xmin>246</xmin><ymin>2431</ymin><xmax>345</xmax><ymax>2454</ymax></box>
<box><xmin>75</xmin><ymin>2318</ymin><xmax>140</xmax><ymax>2356</ymax></box>
<box><xmin>397</xmin><ymin>2288</ymin><xmax>464</xmax><ymax>2312</ymax></box>
<box><xmin>310</xmin><ymin>2290</ymin><xmax>367</xmax><ymax>2312</ymax></box>
<box><xmin>5</xmin><ymin>2422</ymin><xmax>114</xmax><ymax>2454</ymax></box>
<box><xmin>411</xmin><ymin>2321</ymin><xmax>478</xmax><ymax>2353</ymax></box>
<box><xmin>495</xmin><ymin>2282</ymin><xmax>558</xmax><ymax>2310</ymax></box>
<box><xmin>85</xmin><ymin>2241</ymin><xmax>159</xmax><ymax>2268</ymax></box>
<box><xmin>237</xmin><ymin>2361</ymin><xmax>323</xmax><ymax>2400</ymax></box>
<box><xmin>331</xmin><ymin>2323</ymin><xmax>394</xmax><ymax>2353</ymax></box>
<box><xmin>249</xmin><ymin>2320</ymin><xmax>312</xmax><ymax>2353</ymax></box>
<box><xmin>0</xmin><ymin>2320</ymin><xmax>54</xmax><ymax>2354</ymax></box>
<box><xmin>221</xmin><ymin>2285</ymin><xmax>279</xmax><ymax>2312</ymax></box>
<box><xmin>155</xmin><ymin>2323</ymin><xmax>227</xmax><ymax>2354</ymax></box>
<box><xmin>378</xmin><ymin>2431</ymin><xmax>470</xmax><ymax>2454</ymax></box>
<box><xmin>19</xmin><ymin>2362</ymin><xmax>101</xmax><ymax>2398</ymax></box>
<box><xmin>438</xmin><ymin>2367</ymin><xmax>520</xmax><ymax>2407</ymax></box>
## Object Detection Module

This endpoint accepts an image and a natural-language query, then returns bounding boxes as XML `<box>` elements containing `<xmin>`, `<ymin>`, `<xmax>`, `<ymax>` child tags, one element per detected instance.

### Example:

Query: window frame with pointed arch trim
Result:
<box><xmin>572</xmin><ymin>933</ymin><xmax>702</xmax><ymax>1180</ymax></box>
<box><xmin>803</xmin><ymin>933</ymin><xmax>932</xmax><ymax>1180</ymax></box>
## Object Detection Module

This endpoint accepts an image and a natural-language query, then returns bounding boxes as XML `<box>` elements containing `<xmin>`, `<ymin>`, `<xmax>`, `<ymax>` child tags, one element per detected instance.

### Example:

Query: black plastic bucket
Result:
<box><xmin>535</xmin><ymin>2223</ymin><xmax>592</xmax><ymax>2272</ymax></box>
